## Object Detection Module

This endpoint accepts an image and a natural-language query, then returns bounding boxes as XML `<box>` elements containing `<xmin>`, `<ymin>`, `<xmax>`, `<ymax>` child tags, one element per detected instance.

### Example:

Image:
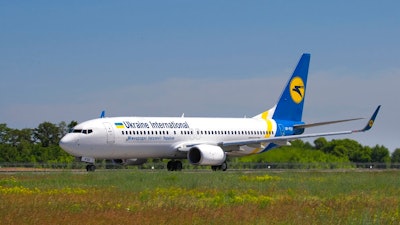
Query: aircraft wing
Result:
<box><xmin>220</xmin><ymin>105</ymin><xmax>381</xmax><ymax>150</ymax></box>
<box><xmin>176</xmin><ymin>106</ymin><xmax>380</xmax><ymax>152</ymax></box>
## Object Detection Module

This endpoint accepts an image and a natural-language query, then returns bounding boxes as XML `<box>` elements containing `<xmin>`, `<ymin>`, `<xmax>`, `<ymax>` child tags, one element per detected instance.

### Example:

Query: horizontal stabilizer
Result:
<box><xmin>294</xmin><ymin>118</ymin><xmax>363</xmax><ymax>129</ymax></box>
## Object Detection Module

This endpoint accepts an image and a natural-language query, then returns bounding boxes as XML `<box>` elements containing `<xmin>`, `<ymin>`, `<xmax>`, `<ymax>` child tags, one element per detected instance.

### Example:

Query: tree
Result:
<box><xmin>10</xmin><ymin>128</ymin><xmax>33</xmax><ymax>146</ymax></box>
<box><xmin>290</xmin><ymin>140</ymin><xmax>313</xmax><ymax>149</ymax></box>
<box><xmin>0</xmin><ymin>145</ymin><xmax>19</xmax><ymax>162</ymax></box>
<box><xmin>314</xmin><ymin>137</ymin><xmax>328</xmax><ymax>150</ymax></box>
<box><xmin>33</xmin><ymin>122</ymin><xmax>61</xmax><ymax>147</ymax></box>
<box><xmin>58</xmin><ymin>121</ymin><xmax>68</xmax><ymax>137</ymax></box>
<box><xmin>319</xmin><ymin>139</ymin><xmax>371</xmax><ymax>162</ymax></box>
<box><xmin>332</xmin><ymin>145</ymin><xmax>348</xmax><ymax>159</ymax></box>
<box><xmin>68</xmin><ymin>121</ymin><xmax>78</xmax><ymax>130</ymax></box>
<box><xmin>371</xmin><ymin>145</ymin><xmax>390</xmax><ymax>163</ymax></box>
<box><xmin>350</xmin><ymin>146</ymin><xmax>372</xmax><ymax>163</ymax></box>
<box><xmin>58</xmin><ymin>121</ymin><xmax>78</xmax><ymax>137</ymax></box>
<box><xmin>391</xmin><ymin>149</ymin><xmax>400</xmax><ymax>163</ymax></box>
<box><xmin>0</xmin><ymin>123</ymin><xmax>12</xmax><ymax>144</ymax></box>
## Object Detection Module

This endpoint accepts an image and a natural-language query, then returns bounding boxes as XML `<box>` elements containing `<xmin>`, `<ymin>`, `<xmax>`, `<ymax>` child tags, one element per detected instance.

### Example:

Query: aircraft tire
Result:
<box><xmin>221</xmin><ymin>162</ymin><xmax>228</xmax><ymax>171</ymax></box>
<box><xmin>167</xmin><ymin>161</ymin><xmax>183</xmax><ymax>171</ymax></box>
<box><xmin>86</xmin><ymin>164</ymin><xmax>96</xmax><ymax>172</ymax></box>
<box><xmin>167</xmin><ymin>161</ymin><xmax>174</xmax><ymax>171</ymax></box>
<box><xmin>175</xmin><ymin>161</ymin><xmax>183</xmax><ymax>171</ymax></box>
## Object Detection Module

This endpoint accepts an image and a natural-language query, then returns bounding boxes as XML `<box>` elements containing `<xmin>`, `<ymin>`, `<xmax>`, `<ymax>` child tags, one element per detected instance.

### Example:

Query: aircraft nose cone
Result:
<box><xmin>59</xmin><ymin>135</ymin><xmax>78</xmax><ymax>155</ymax></box>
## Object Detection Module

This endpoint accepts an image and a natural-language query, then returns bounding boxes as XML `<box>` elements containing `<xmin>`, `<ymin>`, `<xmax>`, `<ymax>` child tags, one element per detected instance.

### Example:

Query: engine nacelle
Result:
<box><xmin>187</xmin><ymin>144</ymin><xmax>226</xmax><ymax>166</ymax></box>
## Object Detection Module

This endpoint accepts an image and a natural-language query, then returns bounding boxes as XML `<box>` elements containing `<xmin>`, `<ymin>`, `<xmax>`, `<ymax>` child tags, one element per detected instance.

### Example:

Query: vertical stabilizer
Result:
<box><xmin>271</xmin><ymin>53</ymin><xmax>310</xmax><ymax>122</ymax></box>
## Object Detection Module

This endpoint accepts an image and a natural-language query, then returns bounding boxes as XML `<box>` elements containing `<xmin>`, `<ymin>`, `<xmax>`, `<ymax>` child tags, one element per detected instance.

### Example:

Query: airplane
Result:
<box><xmin>59</xmin><ymin>53</ymin><xmax>381</xmax><ymax>172</ymax></box>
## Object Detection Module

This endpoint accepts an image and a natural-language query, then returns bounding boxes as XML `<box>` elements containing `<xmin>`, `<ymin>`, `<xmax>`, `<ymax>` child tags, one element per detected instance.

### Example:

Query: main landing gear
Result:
<box><xmin>211</xmin><ymin>161</ymin><xmax>228</xmax><ymax>171</ymax></box>
<box><xmin>167</xmin><ymin>160</ymin><xmax>183</xmax><ymax>171</ymax></box>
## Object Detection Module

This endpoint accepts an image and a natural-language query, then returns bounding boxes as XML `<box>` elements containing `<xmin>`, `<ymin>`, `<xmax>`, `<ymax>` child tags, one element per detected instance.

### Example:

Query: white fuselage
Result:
<box><xmin>60</xmin><ymin>116</ymin><xmax>278</xmax><ymax>160</ymax></box>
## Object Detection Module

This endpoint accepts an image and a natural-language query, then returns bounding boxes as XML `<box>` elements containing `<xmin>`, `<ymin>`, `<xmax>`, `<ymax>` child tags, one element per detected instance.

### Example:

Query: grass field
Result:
<box><xmin>1</xmin><ymin>169</ymin><xmax>400</xmax><ymax>225</ymax></box>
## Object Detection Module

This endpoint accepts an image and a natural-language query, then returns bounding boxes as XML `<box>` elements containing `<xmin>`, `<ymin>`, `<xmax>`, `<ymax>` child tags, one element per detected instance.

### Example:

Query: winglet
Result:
<box><xmin>100</xmin><ymin>110</ymin><xmax>106</xmax><ymax>118</ymax></box>
<box><xmin>355</xmin><ymin>105</ymin><xmax>381</xmax><ymax>132</ymax></box>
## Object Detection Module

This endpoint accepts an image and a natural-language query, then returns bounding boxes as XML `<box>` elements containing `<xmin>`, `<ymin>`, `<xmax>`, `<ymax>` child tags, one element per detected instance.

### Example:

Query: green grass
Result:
<box><xmin>1</xmin><ymin>170</ymin><xmax>400</xmax><ymax>224</ymax></box>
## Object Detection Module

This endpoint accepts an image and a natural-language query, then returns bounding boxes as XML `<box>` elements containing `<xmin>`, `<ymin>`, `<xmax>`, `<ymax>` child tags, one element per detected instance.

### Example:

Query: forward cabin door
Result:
<box><xmin>103</xmin><ymin>122</ymin><xmax>115</xmax><ymax>144</ymax></box>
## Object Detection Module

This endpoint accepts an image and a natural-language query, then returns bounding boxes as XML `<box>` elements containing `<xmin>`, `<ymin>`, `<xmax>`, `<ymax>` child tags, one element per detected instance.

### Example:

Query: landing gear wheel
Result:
<box><xmin>211</xmin><ymin>162</ymin><xmax>228</xmax><ymax>171</ymax></box>
<box><xmin>167</xmin><ymin>161</ymin><xmax>174</xmax><ymax>171</ymax></box>
<box><xmin>167</xmin><ymin>160</ymin><xmax>183</xmax><ymax>171</ymax></box>
<box><xmin>86</xmin><ymin>164</ymin><xmax>96</xmax><ymax>172</ymax></box>
<box><xmin>220</xmin><ymin>162</ymin><xmax>228</xmax><ymax>171</ymax></box>
<box><xmin>175</xmin><ymin>161</ymin><xmax>183</xmax><ymax>171</ymax></box>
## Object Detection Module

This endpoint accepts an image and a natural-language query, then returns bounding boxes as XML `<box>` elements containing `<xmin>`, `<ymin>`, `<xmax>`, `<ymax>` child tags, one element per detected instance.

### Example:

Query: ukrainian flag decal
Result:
<box><xmin>115</xmin><ymin>122</ymin><xmax>124</xmax><ymax>129</ymax></box>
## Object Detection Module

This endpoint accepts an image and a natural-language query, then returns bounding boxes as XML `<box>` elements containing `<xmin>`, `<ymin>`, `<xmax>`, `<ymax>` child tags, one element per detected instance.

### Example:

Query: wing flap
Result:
<box><xmin>294</xmin><ymin>118</ymin><xmax>363</xmax><ymax>129</ymax></box>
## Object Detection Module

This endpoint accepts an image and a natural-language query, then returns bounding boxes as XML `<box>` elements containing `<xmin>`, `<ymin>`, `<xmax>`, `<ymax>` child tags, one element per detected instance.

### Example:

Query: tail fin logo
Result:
<box><xmin>290</xmin><ymin>77</ymin><xmax>305</xmax><ymax>104</ymax></box>
<box><xmin>369</xmin><ymin>120</ymin><xmax>374</xmax><ymax>128</ymax></box>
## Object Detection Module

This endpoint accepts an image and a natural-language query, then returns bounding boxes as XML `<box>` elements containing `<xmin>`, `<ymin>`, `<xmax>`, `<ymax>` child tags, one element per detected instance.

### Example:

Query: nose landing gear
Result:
<box><xmin>86</xmin><ymin>164</ymin><xmax>96</xmax><ymax>172</ymax></box>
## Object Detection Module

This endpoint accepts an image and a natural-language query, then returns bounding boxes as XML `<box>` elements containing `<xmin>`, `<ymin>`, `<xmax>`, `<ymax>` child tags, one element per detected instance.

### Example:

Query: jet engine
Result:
<box><xmin>188</xmin><ymin>144</ymin><xmax>226</xmax><ymax>166</ymax></box>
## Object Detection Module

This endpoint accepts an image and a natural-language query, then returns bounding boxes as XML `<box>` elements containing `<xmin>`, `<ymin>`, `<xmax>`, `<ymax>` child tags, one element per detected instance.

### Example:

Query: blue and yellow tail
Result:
<box><xmin>272</xmin><ymin>53</ymin><xmax>310</xmax><ymax>122</ymax></box>
<box><xmin>272</xmin><ymin>54</ymin><xmax>310</xmax><ymax>121</ymax></box>
<box><xmin>253</xmin><ymin>53</ymin><xmax>310</xmax><ymax>122</ymax></box>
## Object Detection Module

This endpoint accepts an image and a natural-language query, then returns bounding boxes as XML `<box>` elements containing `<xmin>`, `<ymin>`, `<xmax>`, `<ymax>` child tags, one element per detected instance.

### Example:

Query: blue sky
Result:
<box><xmin>1</xmin><ymin>1</ymin><xmax>399</xmax><ymax>151</ymax></box>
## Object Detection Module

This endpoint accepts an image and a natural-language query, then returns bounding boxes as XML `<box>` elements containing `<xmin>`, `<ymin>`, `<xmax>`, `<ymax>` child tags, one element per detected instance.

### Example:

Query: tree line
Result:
<box><xmin>0</xmin><ymin>122</ymin><xmax>400</xmax><ymax>164</ymax></box>
<box><xmin>0</xmin><ymin>122</ymin><xmax>77</xmax><ymax>163</ymax></box>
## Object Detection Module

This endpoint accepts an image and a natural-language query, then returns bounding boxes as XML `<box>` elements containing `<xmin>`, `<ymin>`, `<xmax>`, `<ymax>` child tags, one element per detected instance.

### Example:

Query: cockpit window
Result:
<box><xmin>71</xmin><ymin>129</ymin><xmax>93</xmax><ymax>134</ymax></box>
<box><xmin>82</xmin><ymin>129</ymin><xmax>93</xmax><ymax>134</ymax></box>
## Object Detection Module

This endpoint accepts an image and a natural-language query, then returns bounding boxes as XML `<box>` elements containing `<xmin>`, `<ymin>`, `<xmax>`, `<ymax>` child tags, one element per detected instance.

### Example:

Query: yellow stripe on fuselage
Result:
<box><xmin>261</xmin><ymin>111</ymin><xmax>273</xmax><ymax>138</ymax></box>
<box><xmin>250</xmin><ymin>110</ymin><xmax>274</xmax><ymax>154</ymax></box>
<box><xmin>251</xmin><ymin>111</ymin><xmax>273</xmax><ymax>154</ymax></box>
